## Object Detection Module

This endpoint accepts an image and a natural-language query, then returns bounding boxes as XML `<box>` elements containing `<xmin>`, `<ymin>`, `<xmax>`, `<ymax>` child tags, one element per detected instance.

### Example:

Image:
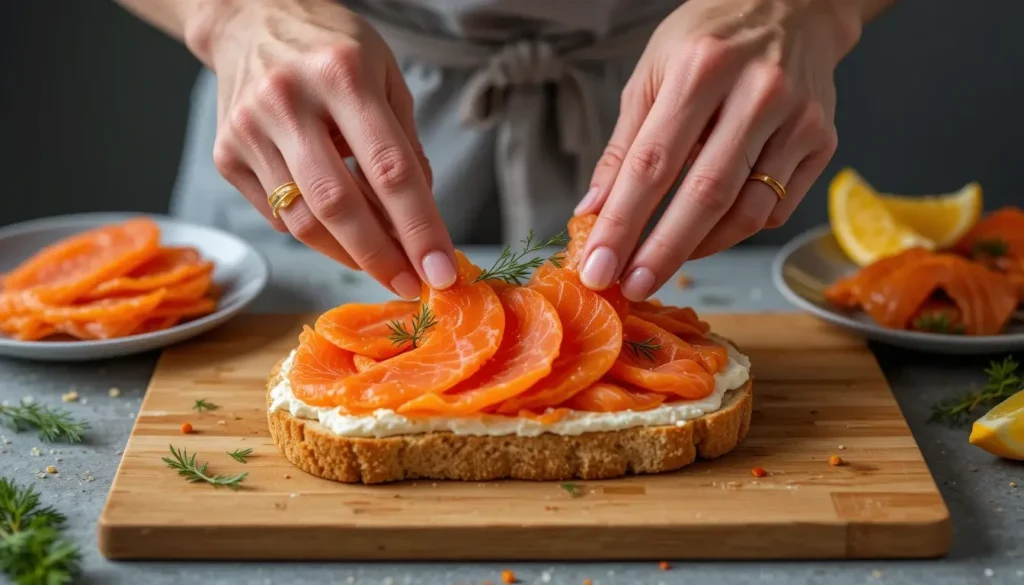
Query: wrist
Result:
<box><xmin>813</xmin><ymin>0</ymin><xmax>865</xmax><ymax>61</ymax></box>
<box><xmin>182</xmin><ymin>0</ymin><xmax>247</xmax><ymax>69</ymax></box>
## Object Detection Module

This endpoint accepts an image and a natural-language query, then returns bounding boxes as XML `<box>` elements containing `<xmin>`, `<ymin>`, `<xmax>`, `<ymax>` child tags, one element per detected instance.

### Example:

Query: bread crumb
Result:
<box><xmin>1010</xmin><ymin>482</ymin><xmax>1017</xmax><ymax>488</ymax></box>
<box><xmin>751</xmin><ymin>466</ymin><xmax>768</xmax><ymax>478</ymax></box>
<box><xmin>180</xmin><ymin>422</ymin><xmax>194</xmax><ymax>434</ymax></box>
<box><xmin>284</xmin><ymin>474</ymin><xmax>291</xmax><ymax>479</ymax></box>
<box><xmin>829</xmin><ymin>455</ymin><xmax>843</xmax><ymax>467</ymax></box>
<box><xmin>983</xmin><ymin>568</ymin><xmax>994</xmax><ymax>578</ymax></box>
<box><xmin>30</xmin><ymin>447</ymin><xmax>41</xmax><ymax>457</ymax></box>
<box><xmin>37</xmin><ymin>472</ymin><xmax>46</xmax><ymax>479</ymax></box>
<box><xmin>501</xmin><ymin>570</ymin><xmax>517</xmax><ymax>583</ymax></box>
<box><xmin>838</xmin><ymin>445</ymin><xmax>846</xmax><ymax>450</ymax></box>
<box><xmin>872</xmin><ymin>570</ymin><xmax>883</xmax><ymax>579</ymax></box>
<box><xmin>217</xmin><ymin>420</ymin><xmax>227</xmax><ymax>425</ymax></box>
<box><xmin>658</xmin><ymin>561</ymin><xmax>671</xmax><ymax>571</ymax></box>
<box><xmin>108</xmin><ymin>387</ymin><xmax>121</xmax><ymax>398</ymax></box>
<box><xmin>46</xmin><ymin>465</ymin><xmax>57</xmax><ymax>474</ymax></box>
<box><xmin>61</xmin><ymin>391</ymin><xmax>79</xmax><ymax>403</ymax></box>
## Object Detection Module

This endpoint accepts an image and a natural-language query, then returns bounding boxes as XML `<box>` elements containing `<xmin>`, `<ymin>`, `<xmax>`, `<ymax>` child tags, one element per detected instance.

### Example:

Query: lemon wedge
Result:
<box><xmin>828</xmin><ymin>168</ymin><xmax>936</xmax><ymax>266</ymax></box>
<box><xmin>877</xmin><ymin>182</ymin><xmax>983</xmax><ymax>248</ymax></box>
<box><xmin>969</xmin><ymin>389</ymin><xmax>1024</xmax><ymax>460</ymax></box>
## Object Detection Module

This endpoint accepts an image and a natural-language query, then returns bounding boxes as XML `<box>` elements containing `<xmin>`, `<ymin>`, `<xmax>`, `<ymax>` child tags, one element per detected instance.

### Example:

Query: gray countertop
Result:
<box><xmin>1</xmin><ymin>246</ymin><xmax>1022</xmax><ymax>585</ymax></box>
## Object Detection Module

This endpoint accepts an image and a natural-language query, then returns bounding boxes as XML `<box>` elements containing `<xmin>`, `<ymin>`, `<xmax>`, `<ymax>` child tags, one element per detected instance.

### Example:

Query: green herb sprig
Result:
<box><xmin>624</xmin><ymin>337</ymin><xmax>661</xmax><ymax>361</ymax></box>
<box><xmin>912</xmin><ymin>312</ymin><xmax>965</xmax><ymax>335</ymax></box>
<box><xmin>473</xmin><ymin>230</ymin><xmax>568</xmax><ymax>285</ymax></box>
<box><xmin>0</xmin><ymin>478</ymin><xmax>81</xmax><ymax>584</ymax></box>
<box><xmin>163</xmin><ymin>446</ymin><xmax>247</xmax><ymax>490</ymax></box>
<box><xmin>972</xmin><ymin>238</ymin><xmax>1009</xmax><ymax>258</ymax></box>
<box><xmin>387</xmin><ymin>304</ymin><xmax>437</xmax><ymax>349</ymax></box>
<box><xmin>559</xmin><ymin>483</ymin><xmax>584</xmax><ymax>498</ymax></box>
<box><xmin>192</xmin><ymin>399</ymin><xmax>219</xmax><ymax>413</ymax></box>
<box><xmin>0</xmin><ymin>402</ymin><xmax>88</xmax><ymax>443</ymax></box>
<box><xmin>930</xmin><ymin>356</ymin><xmax>1022</xmax><ymax>426</ymax></box>
<box><xmin>227</xmin><ymin>448</ymin><xmax>253</xmax><ymax>464</ymax></box>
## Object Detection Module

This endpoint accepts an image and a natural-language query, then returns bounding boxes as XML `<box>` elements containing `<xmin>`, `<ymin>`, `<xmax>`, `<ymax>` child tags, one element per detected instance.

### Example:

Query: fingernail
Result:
<box><xmin>580</xmin><ymin>247</ymin><xmax>618</xmax><ymax>290</ymax></box>
<box><xmin>621</xmin><ymin>267</ymin><xmax>656</xmax><ymax>302</ymax></box>
<box><xmin>421</xmin><ymin>250</ymin><xmax>457</xmax><ymax>289</ymax></box>
<box><xmin>574</xmin><ymin>187</ymin><xmax>599</xmax><ymax>215</ymax></box>
<box><xmin>390</xmin><ymin>271</ymin><xmax>422</xmax><ymax>300</ymax></box>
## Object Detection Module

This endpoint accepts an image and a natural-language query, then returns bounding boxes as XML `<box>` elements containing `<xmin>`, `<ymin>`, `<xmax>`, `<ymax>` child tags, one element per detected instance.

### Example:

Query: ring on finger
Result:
<box><xmin>747</xmin><ymin>172</ymin><xmax>786</xmax><ymax>201</ymax></box>
<box><xmin>268</xmin><ymin>181</ymin><xmax>303</xmax><ymax>218</ymax></box>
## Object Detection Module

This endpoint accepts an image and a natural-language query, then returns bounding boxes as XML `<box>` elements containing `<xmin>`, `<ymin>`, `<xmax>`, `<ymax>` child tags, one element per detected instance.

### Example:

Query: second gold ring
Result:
<box><xmin>268</xmin><ymin>182</ymin><xmax>303</xmax><ymax>218</ymax></box>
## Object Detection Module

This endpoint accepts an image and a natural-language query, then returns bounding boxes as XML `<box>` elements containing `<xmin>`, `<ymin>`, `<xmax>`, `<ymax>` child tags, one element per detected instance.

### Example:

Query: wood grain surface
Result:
<box><xmin>97</xmin><ymin>313</ymin><xmax>951</xmax><ymax>561</ymax></box>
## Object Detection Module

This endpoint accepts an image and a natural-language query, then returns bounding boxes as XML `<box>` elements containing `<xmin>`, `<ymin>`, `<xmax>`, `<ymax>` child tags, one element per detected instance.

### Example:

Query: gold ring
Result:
<box><xmin>748</xmin><ymin>172</ymin><xmax>786</xmax><ymax>200</ymax></box>
<box><xmin>268</xmin><ymin>182</ymin><xmax>302</xmax><ymax>218</ymax></box>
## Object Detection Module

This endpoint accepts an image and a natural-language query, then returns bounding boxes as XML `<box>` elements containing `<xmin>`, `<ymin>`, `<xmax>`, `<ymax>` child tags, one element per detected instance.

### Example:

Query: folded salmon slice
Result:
<box><xmin>291</xmin><ymin>253</ymin><xmax>505</xmax><ymax>411</ymax></box>
<box><xmin>80</xmin><ymin>246</ymin><xmax>212</xmax><ymax>300</ymax></box>
<box><xmin>560</xmin><ymin>381</ymin><xmax>667</xmax><ymax>412</ymax></box>
<box><xmin>607</xmin><ymin>316</ymin><xmax>716</xmax><ymax>399</ymax></box>
<box><xmin>398</xmin><ymin>287</ymin><xmax>562</xmax><ymax>415</ymax></box>
<box><xmin>288</xmin><ymin>326</ymin><xmax>360</xmax><ymax>396</ymax></box>
<box><xmin>824</xmin><ymin>247</ymin><xmax>931</xmax><ymax>309</ymax></box>
<box><xmin>315</xmin><ymin>300</ymin><xmax>419</xmax><ymax>360</ymax></box>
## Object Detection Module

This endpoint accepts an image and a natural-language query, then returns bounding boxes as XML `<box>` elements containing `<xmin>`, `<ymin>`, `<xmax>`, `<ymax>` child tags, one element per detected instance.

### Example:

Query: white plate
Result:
<box><xmin>0</xmin><ymin>213</ymin><xmax>269</xmax><ymax>361</ymax></box>
<box><xmin>772</xmin><ymin>225</ymin><xmax>1024</xmax><ymax>355</ymax></box>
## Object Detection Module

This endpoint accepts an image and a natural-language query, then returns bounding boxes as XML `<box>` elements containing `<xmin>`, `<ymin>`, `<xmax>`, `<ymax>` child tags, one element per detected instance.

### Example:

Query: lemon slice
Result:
<box><xmin>969</xmin><ymin>389</ymin><xmax>1024</xmax><ymax>460</ymax></box>
<box><xmin>828</xmin><ymin>168</ymin><xmax>936</xmax><ymax>266</ymax></box>
<box><xmin>877</xmin><ymin>182</ymin><xmax>982</xmax><ymax>248</ymax></box>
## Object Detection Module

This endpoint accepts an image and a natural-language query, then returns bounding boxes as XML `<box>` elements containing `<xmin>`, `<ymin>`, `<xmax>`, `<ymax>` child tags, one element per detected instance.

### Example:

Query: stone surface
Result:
<box><xmin>1</xmin><ymin>246</ymin><xmax>1022</xmax><ymax>585</ymax></box>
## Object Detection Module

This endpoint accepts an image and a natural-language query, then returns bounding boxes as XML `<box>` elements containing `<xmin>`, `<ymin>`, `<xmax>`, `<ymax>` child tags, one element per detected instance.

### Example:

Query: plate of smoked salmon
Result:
<box><xmin>773</xmin><ymin>211</ymin><xmax>1024</xmax><ymax>354</ymax></box>
<box><xmin>0</xmin><ymin>213</ymin><xmax>268</xmax><ymax>361</ymax></box>
<box><xmin>267</xmin><ymin>214</ymin><xmax>753</xmax><ymax>484</ymax></box>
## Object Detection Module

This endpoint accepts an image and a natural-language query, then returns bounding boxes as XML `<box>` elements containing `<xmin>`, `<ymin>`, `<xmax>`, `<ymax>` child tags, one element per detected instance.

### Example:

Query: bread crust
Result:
<box><xmin>267</xmin><ymin>360</ymin><xmax>752</xmax><ymax>485</ymax></box>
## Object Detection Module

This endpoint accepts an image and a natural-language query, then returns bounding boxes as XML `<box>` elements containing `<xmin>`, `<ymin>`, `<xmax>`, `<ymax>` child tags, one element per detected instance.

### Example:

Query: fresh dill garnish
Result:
<box><xmin>227</xmin><ymin>448</ymin><xmax>253</xmax><ymax>464</ymax></box>
<box><xmin>972</xmin><ymin>238</ymin><xmax>1009</xmax><ymax>258</ymax></box>
<box><xmin>559</xmin><ymin>482</ymin><xmax>583</xmax><ymax>498</ymax></box>
<box><xmin>912</xmin><ymin>312</ymin><xmax>965</xmax><ymax>335</ymax></box>
<box><xmin>0</xmin><ymin>477</ymin><xmax>81</xmax><ymax>584</ymax></box>
<box><xmin>192</xmin><ymin>399</ymin><xmax>219</xmax><ymax>413</ymax></box>
<box><xmin>930</xmin><ymin>356</ymin><xmax>1022</xmax><ymax>426</ymax></box>
<box><xmin>162</xmin><ymin>445</ymin><xmax>248</xmax><ymax>490</ymax></box>
<box><xmin>624</xmin><ymin>336</ymin><xmax>661</xmax><ymax>361</ymax></box>
<box><xmin>0</xmin><ymin>402</ymin><xmax>89</xmax><ymax>443</ymax></box>
<box><xmin>387</xmin><ymin>304</ymin><xmax>437</xmax><ymax>349</ymax></box>
<box><xmin>473</xmin><ymin>230</ymin><xmax>569</xmax><ymax>285</ymax></box>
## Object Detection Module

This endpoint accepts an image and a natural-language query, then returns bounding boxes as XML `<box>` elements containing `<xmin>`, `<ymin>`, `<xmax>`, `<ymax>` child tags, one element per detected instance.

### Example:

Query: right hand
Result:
<box><xmin>186</xmin><ymin>0</ymin><xmax>457</xmax><ymax>298</ymax></box>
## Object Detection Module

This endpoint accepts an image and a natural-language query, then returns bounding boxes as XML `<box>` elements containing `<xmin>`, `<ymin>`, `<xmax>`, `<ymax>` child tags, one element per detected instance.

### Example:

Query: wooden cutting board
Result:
<box><xmin>98</xmin><ymin>313</ymin><xmax>950</xmax><ymax>561</ymax></box>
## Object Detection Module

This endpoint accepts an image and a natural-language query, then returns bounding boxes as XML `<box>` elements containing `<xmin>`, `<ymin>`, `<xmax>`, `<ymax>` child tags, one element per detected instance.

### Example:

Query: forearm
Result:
<box><xmin>112</xmin><ymin>0</ymin><xmax>241</xmax><ymax>66</ymax></box>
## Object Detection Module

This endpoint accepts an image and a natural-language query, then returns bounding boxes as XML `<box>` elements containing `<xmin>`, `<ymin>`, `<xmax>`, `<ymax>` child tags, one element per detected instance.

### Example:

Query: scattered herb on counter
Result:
<box><xmin>930</xmin><ymin>356</ymin><xmax>1021</xmax><ymax>426</ymax></box>
<box><xmin>0</xmin><ymin>477</ymin><xmax>82</xmax><ymax>584</ymax></box>
<box><xmin>163</xmin><ymin>446</ymin><xmax>248</xmax><ymax>490</ymax></box>
<box><xmin>624</xmin><ymin>336</ymin><xmax>661</xmax><ymax>361</ymax></box>
<box><xmin>192</xmin><ymin>399</ymin><xmax>219</xmax><ymax>413</ymax></box>
<box><xmin>0</xmin><ymin>402</ymin><xmax>89</xmax><ymax>443</ymax></box>
<box><xmin>227</xmin><ymin>448</ymin><xmax>253</xmax><ymax>464</ymax></box>
<box><xmin>473</xmin><ymin>230</ymin><xmax>568</xmax><ymax>285</ymax></box>
<box><xmin>912</xmin><ymin>312</ymin><xmax>965</xmax><ymax>335</ymax></box>
<box><xmin>972</xmin><ymin>238</ymin><xmax>1009</xmax><ymax>258</ymax></box>
<box><xmin>387</xmin><ymin>304</ymin><xmax>437</xmax><ymax>349</ymax></box>
<box><xmin>559</xmin><ymin>482</ymin><xmax>583</xmax><ymax>498</ymax></box>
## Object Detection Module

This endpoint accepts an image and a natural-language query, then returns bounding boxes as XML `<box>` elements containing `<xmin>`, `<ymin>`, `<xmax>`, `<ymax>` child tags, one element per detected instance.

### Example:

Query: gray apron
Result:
<box><xmin>170</xmin><ymin>0</ymin><xmax>680</xmax><ymax>245</ymax></box>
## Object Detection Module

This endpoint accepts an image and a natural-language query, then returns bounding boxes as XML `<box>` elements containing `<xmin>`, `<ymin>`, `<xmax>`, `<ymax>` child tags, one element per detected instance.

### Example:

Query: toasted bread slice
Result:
<box><xmin>267</xmin><ymin>358</ymin><xmax>753</xmax><ymax>485</ymax></box>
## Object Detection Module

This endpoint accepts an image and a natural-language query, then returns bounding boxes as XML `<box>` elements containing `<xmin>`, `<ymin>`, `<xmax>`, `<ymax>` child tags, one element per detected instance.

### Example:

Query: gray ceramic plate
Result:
<box><xmin>0</xmin><ymin>213</ymin><xmax>268</xmax><ymax>361</ymax></box>
<box><xmin>772</xmin><ymin>225</ymin><xmax>1024</xmax><ymax>355</ymax></box>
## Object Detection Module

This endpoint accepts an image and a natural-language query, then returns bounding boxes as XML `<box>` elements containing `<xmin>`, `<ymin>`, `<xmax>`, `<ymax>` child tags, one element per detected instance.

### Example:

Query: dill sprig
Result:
<box><xmin>387</xmin><ymin>304</ymin><xmax>437</xmax><ymax>349</ymax></box>
<box><xmin>930</xmin><ymin>356</ymin><xmax>1022</xmax><ymax>426</ymax></box>
<box><xmin>0</xmin><ymin>402</ymin><xmax>88</xmax><ymax>443</ymax></box>
<box><xmin>0</xmin><ymin>478</ymin><xmax>81</xmax><ymax>585</ymax></box>
<box><xmin>192</xmin><ymin>399</ymin><xmax>219</xmax><ymax>413</ymax></box>
<box><xmin>227</xmin><ymin>448</ymin><xmax>253</xmax><ymax>464</ymax></box>
<box><xmin>624</xmin><ymin>336</ymin><xmax>661</xmax><ymax>361</ymax></box>
<box><xmin>912</xmin><ymin>312</ymin><xmax>965</xmax><ymax>335</ymax></box>
<box><xmin>559</xmin><ymin>482</ymin><xmax>583</xmax><ymax>498</ymax></box>
<box><xmin>162</xmin><ymin>446</ymin><xmax>248</xmax><ymax>490</ymax></box>
<box><xmin>972</xmin><ymin>238</ymin><xmax>1009</xmax><ymax>258</ymax></box>
<box><xmin>473</xmin><ymin>230</ymin><xmax>568</xmax><ymax>285</ymax></box>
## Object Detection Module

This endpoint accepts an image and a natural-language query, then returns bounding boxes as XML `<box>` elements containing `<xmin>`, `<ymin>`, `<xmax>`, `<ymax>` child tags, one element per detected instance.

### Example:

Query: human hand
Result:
<box><xmin>575</xmin><ymin>0</ymin><xmax>862</xmax><ymax>301</ymax></box>
<box><xmin>187</xmin><ymin>0</ymin><xmax>456</xmax><ymax>298</ymax></box>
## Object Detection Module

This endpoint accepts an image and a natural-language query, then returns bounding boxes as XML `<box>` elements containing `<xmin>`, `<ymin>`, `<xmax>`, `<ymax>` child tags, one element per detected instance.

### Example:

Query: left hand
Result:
<box><xmin>575</xmin><ymin>0</ymin><xmax>863</xmax><ymax>301</ymax></box>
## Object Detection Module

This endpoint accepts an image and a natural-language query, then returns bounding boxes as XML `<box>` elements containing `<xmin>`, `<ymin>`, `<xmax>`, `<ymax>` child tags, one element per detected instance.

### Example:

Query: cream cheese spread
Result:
<box><xmin>268</xmin><ymin>335</ymin><xmax>750</xmax><ymax>438</ymax></box>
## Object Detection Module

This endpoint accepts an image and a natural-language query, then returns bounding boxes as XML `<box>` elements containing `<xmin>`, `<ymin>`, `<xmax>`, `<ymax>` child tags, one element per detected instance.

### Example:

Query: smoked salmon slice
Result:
<box><xmin>315</xmin><ymin>300</ymin><xmax>419</xmax><ymax>360</ymax></box>
<box><xmin>80</xmin><ymin>246</ymin><xmax>212</xmax><ymax>300</ymax></box>
<box><xmin>352</xmin><ymin>354</ymin><xmax>378</xmax><ymax>373</ymax></box>
<box><xmin>824</xmin><ymin>247</ymin><xmax>932</xmax><ymax>309</ymax></box>
<box><xmin>560</xmin><ymin>381</ymin><xmax>667</xmax><ymax>412</ymax></box>
<box><xmin>607</xmin><ymin>316</ymin><xmax>716</xmax><ymax>399</ymax></box>
<box><xmin>397</xmin><ymin>286</ymin><xmax>562</xmax><ymax>415</ymax></box>
<box><xmin>290</xmin><ymin>252</ymin><xmax>505</xmax><ymax>411</ymax></box>
<box><xmin>288</xmin><ymin>326</ymin><xmax>360</xmax><ymax>396</ymax></box>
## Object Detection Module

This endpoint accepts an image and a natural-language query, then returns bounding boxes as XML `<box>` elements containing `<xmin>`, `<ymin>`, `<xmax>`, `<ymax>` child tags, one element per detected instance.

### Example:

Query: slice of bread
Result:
<box><xmin>267</xmin><ymin>357</ymin><xmax>753</xmax><ymax>485</ymax></box>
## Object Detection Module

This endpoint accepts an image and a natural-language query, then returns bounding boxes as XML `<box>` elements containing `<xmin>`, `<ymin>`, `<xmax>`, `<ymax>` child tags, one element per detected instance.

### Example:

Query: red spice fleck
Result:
<box><xmin>501</xmin><ymin>570</ymin><xmax>517</xmax><ymax>584</ymax></box>
<box><xmin>658</xmin><ymin>561</ymin><xmax>671</xmax><ymax>571</ymax></box>
<box><xmin>829</xmin><ymin>454</ymin><xmax>844</xmax><ymax>467</ymax></box>
<box><xmin>676</xmin><ymin>273</ymin><xmax>692</xmax><ymax>289</ymax></box>
<box><xmin>180</xmin><ymin>422</ymin><xmax>193</xmax><ymax>434</ymax></box>
<box><xmin>484</xmin><ymin>581</ymin><xmax>494</xmax><ymax>585</ymax></box>
<box><xmin>583</xmin><ymin>579</ymin><xmax>593</xmax><ymax>585</ymax></box>
<box><xmin>751</xmin><ymin>466</ymin><xmax>768</xmax><ymax>478</ymax></box>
